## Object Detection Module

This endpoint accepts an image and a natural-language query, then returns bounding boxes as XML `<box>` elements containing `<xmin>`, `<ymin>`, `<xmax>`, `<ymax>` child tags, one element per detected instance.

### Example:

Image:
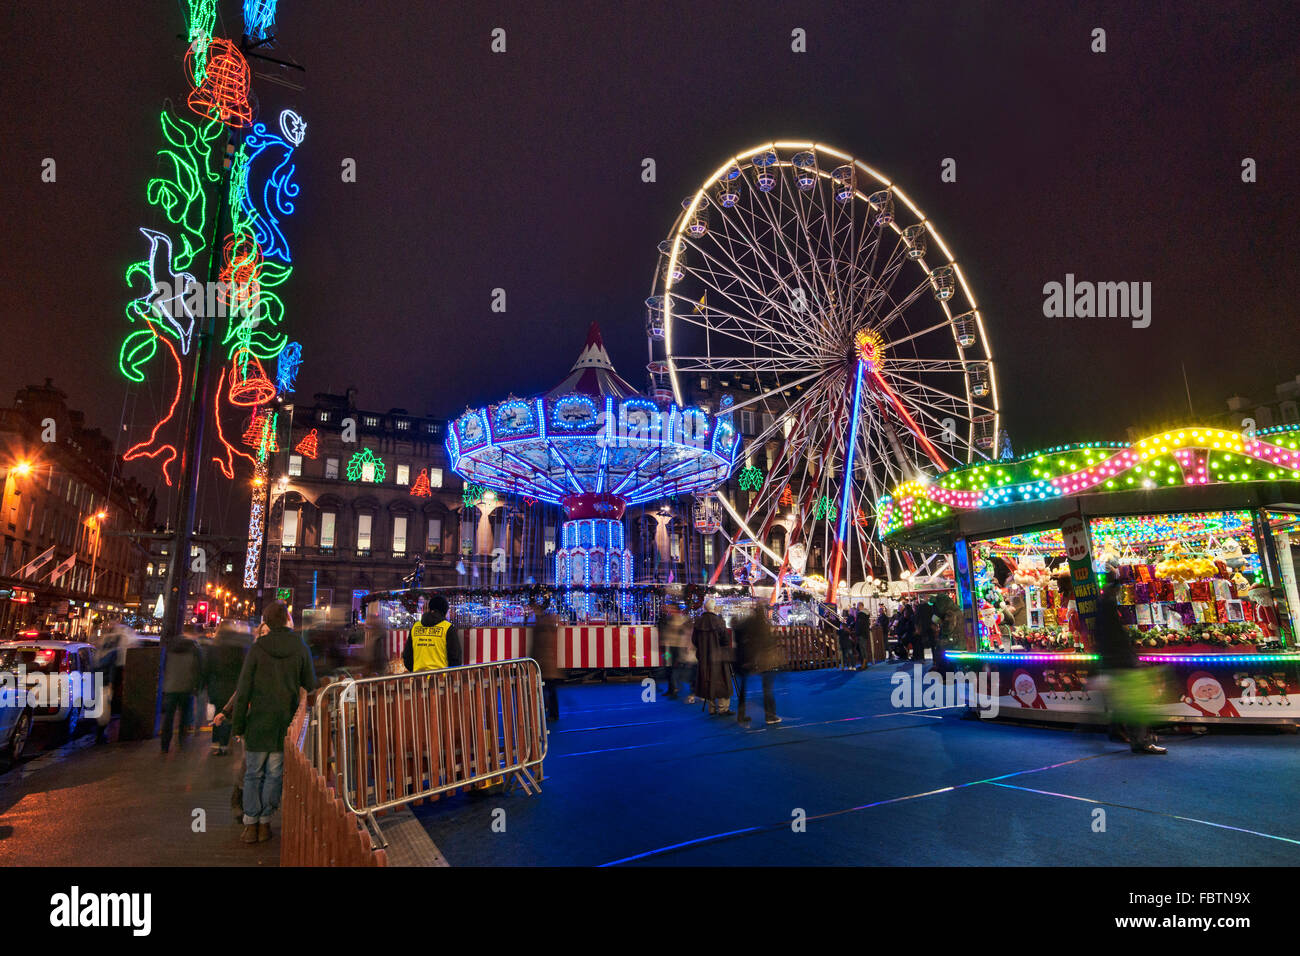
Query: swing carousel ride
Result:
<box><xmin>445</xmin><ymin>322</ymin><xmax>741</xmax><ymax>617</ymax></box>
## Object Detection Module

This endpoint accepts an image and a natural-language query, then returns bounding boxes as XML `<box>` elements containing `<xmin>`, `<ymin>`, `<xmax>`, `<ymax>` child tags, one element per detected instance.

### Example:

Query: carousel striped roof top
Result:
<box><xmin>545</xmin><ymin>322</ymin><xmax>639</xmax><ymax>400</ymax></box>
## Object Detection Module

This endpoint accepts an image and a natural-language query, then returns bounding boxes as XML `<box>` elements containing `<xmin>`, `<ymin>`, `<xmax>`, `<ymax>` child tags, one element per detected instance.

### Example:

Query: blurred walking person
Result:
<box><xmin>1095</xmin><ymin>580</ymin><xmax>1165</xmax><ymax>755</ymax></box>
<box><xmin>230</xmin><ymin>601</ymin><xmax>317</xmax><ymax>844</ymax></box>
<box><xmin>159</xmin><ymin>634</ymin><xmax>201</xmax><ymax>753</ymax></box>
<box><xmin>734</xmin><ymin>606</ymin><xmax>781</xmax><ymax>726</ymax></box>
<box><xmin>204</xmin><ymin>624</ymin><xmax>248</xmax><ymax>755</ymax></box>
<box><xmin>530</xmin><ymin>599</ymin><xmax>562</xmax><ymax>723</ymax></box>
<box><xmin>664</xmin><ymin>603</ymin><xmax>697</xmax><ymax>703</ymax></box>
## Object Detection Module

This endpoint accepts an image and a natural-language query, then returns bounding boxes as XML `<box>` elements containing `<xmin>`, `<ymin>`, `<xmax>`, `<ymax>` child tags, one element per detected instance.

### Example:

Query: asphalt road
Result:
<box><xmin>414</xmin><ymin>666</ymin><xmax>1300</xmax><ymax>866</ymax></box>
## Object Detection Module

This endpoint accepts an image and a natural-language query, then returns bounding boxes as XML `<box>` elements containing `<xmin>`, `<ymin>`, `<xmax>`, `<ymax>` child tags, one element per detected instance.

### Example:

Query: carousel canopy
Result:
<box><xmin>446</xmin><ymin>323</ymin><xmax>739</xmax><ymax>512</ymax></box>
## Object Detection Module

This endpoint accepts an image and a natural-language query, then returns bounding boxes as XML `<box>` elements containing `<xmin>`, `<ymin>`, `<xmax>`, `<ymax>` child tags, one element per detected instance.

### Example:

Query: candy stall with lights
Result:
<box><xmin>878</xmin><ymin>425</ymin><xmax>1300</xmax><ymax>725</ymax></box>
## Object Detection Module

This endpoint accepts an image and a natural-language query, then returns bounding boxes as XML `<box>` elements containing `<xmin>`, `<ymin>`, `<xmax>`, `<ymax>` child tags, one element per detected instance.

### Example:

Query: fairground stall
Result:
<box><xmin>878</xmin><ymin>425</ymin><xmax>1300</xmax><ymax>725</ymax></box>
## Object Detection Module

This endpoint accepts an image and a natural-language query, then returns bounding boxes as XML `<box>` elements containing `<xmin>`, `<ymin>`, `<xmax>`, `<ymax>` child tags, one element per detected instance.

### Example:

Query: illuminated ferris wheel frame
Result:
<box><xmin>647</xmin><ymin>140</ymin><xmax>1000</xmax><ymax>602</ymax></box>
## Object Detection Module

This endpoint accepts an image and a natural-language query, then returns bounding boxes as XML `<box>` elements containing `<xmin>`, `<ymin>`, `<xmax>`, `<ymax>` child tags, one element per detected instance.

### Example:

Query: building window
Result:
<box><xmin>281</xmin><ymin>509</ymin><xmax>299</xmax><ymax>548</ymax></box>
<box><xmin>395</xmin><ymin>419</ymin><xmax>410</xmax><ymax>431</ymax></box>
<box><xmin>392</xmin><ymin>516</ymin><xmax>407</xmax><ymax>555</ymax></box>
<box><xmin>319</xmin><ymin>411</ymin><xmax>330</xmax><ymax>423</ymax></box>
<box><xmin>703</xmin><ymin>536</ymin><xmax>714</xmax><ymax>568</ymax></box>
<box><xmin>325</xmin><ymin>457</ymin><xmax>339</xmax><ymax>479</ymax></box>
<box><xmin>357</xmin><ymin>514</ymin><xmax>372</xmax><ymax>552</ymax></box>
<box><xmin>699</xmin><ymin>376</ymin><xmax>708</xmax><ymax>390</ymax></box>
<box><xmin>425</xmin><ymin>422</ymin><xmax>439</xmax><ymax>435</ymax></box>
<box><xmin>427</xmin><ymin>518</ymin><xmax>442</xmax><ymax>552</ymax></box>
<box><xmin>396</xmin><ymin>464</ymin><xmax>410</xmax><ymax>486</ymax></box>
<box><xmin>363</xmin><ymin>415</ymin><xmax>379</xmax><ymax>428</ymax></box>
<box><xmin>288</xmin><ymin>454</ymin><xmax>302</xmax><ymax>477</ymax></box>
<box><xmin>428</xmin><ymin>467</ymin><xmax>444</xmax><ymax>488</ymax></box>
<box><xmin>320</xmin><ymin>512</ymin><xmax>336</xmax><ymax>550</ymax></box>
<box><xmin>740</xmin><ymin>409</ymin><xmax>754</xmax><ymax>434</ymax></box>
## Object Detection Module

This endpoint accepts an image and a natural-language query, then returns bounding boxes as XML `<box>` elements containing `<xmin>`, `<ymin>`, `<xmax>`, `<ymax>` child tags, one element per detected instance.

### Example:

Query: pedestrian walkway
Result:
<box><xmin>413</xmin><ymin>666</ymin><xmax>1300</xmax><ymax>866</ymax></box>
<box><xmin>0</xmin><ymin>725</ymin><xmax>279</xmax><ymax>867</ymax></box>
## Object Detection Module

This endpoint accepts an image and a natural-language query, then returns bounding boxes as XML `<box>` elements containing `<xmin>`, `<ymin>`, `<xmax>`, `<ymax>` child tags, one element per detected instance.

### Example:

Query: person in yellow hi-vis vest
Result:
<box><xmin>402</xmin><ymin>594</ymin><xmax>462</xmax><ymax>672</ymax></box>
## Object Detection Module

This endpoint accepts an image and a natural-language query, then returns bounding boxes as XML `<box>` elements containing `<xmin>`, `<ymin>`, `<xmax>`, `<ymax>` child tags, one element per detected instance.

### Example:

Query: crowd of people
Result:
<box><xmin>657</xmin><ymin>598</ymin><xmax>783</xmax><ymax>725</ymax></box>
<box><xmin>872</xmin><ymin>592</ymin><xmax>962</xmax><ymax>673</ymax></box>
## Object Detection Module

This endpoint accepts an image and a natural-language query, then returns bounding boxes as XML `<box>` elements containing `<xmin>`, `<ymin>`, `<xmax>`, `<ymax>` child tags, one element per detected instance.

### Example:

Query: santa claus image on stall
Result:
<box><xmin>1008</xmin><ymin>669</ymin><xmax>1048</xmax><ymax>709</ymax></box>
<box><xmin>1180</xmin><ymin>670</ymin><xmax>1241</xmax><ymax>718</ymax></box>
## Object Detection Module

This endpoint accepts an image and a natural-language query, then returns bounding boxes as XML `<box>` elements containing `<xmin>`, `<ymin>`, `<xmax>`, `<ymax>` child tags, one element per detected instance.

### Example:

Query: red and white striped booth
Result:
<box><xmin>557</xmin><ymin>624</ymin><xmax>660</xmax><ymax>669</ymax></box>
<box><xmin>380</xmin><ymin>624</ymin><xmax>660</xmax><ymax>669</ymax></box>
<box><xmin>461</xmin><ymin>627</ymin><xmax>531</xmax><ymax>665</ymax></box>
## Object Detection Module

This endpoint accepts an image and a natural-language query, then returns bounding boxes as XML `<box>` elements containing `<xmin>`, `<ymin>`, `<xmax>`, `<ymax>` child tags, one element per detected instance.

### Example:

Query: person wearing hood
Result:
<box><xmin>160</xmin><ymin>634</ymin><xmax>201</xmax><ymax>753</ymax></box>
<box><xmin>230</xmin><ymin>601</ymin><xmax>316</xmax><ymax>844</ymax></box>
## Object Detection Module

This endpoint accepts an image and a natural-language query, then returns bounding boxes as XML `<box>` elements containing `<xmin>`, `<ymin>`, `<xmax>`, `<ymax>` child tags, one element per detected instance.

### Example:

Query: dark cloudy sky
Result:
<box><xmin>2</xmin><ymin>0</ymin><xmax>1297</xmax><ymax>527</ymax></box>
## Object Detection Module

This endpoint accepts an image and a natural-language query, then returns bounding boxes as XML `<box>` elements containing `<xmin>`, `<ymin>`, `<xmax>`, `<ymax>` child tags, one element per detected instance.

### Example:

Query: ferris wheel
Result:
<box><xmin>645</xmin><ymin>140</ymin><xmax>999</xmax><ymax>600</ymax></box>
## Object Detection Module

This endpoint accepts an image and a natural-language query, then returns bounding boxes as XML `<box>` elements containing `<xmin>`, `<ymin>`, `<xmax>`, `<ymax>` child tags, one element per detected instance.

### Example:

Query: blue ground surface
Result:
<box><xmin>413</xmin><ymin>666</ymin><xmax>1300</xmax><ymax>866</ymax></box>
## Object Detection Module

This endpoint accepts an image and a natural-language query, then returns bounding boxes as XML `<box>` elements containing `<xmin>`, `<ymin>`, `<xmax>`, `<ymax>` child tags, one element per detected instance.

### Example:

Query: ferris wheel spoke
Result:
<box><xmin>666</xmin><ymin>296</ymin><xmax>823</xmax><ymax>363</ymax></box>
<box><xmin>678</xmin><ymin>237</ymin><xmax>832</xmax><ymax>353</ymax></box>
<box><xmin>704</xmin><ymin>196</ymin><xmax>841</xmax><ymax>352</ymax></box>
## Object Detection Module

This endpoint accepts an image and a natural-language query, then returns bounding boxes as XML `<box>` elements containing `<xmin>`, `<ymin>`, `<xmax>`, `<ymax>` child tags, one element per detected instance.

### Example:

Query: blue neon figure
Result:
<box><xmin>243</xmin><ymin>0</ymin><xmax>277</xmax><ymax>41</ymax></box>
<box><xmin>276</xmin><ymin>341</ymin><xmax>302</xmax><ymax>393</ymax></box>
<box><xmin>240</xmin><ymin>110</ymin><xmax>305</xmax><ymax>265</ymax></box>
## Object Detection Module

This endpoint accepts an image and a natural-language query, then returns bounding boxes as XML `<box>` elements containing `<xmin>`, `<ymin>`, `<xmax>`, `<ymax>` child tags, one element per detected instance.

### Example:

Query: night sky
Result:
<box><xmin>2</xmin><ymin>1</ymin><xmax>1297</xmax><ymax>530</ymax></box>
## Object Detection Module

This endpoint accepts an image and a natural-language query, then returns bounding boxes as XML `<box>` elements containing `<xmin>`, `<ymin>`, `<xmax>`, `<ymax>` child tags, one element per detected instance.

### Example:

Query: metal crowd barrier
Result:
<box><xmin>281</xmin><ymin>698</ymin><xmax>388</xmax><ymax>867</ymax></box>
<box><xmin>312</xmin><ymin>658</ymin><xmax>548</xmax><ymax>837</ymax></box>
<box><xmin>775</xmin><ymin>625</ymin><xmax>840</xmax><ymax>670</ymax></box>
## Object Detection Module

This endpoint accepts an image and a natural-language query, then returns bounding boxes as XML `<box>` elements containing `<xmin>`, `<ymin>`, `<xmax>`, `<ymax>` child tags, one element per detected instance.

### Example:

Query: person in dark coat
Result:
<box><xmin>230</xmin><ymin>601</ymin><xmax>317</xmax><ymax>844</ymax></box>
<box><xmin>734</xmin><ymin>607</ymin><xmax>780</xmax><ymax>725</ymax></box>
<box><xmin>159</xmin><ymin>636</ymin><xmax>201</xmax><ymax>753</ymax></box>
<box><xmin>691</xmin><ymin>599</ymin><xmax>733</xmax><ymax>715</ymax></box>
<box><xmin>854</xmin><ymin>603</ymin><xmax>873</xmax><ymax>670</ymax></box>
<box><xmin>1095</xmin><ymin>581</ymin><xmax>1165</xmax><ymax>754</ymax></box>
<box><xmin>204</xmin><ymin>625</ymin><xmax>248</xmax><ymax>755</ymax></box>
<box><xmin>530</xmin><ymin>600</ymin><xmax>562</xmax><ymax>723</ymax></box>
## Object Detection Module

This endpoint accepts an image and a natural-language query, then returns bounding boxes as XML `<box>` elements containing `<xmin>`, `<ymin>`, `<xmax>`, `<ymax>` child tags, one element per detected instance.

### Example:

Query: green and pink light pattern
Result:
<box><xmin>877</xmin><ymin>425</ymin><xmax>1300</xmax><ymax>540</ymax></box>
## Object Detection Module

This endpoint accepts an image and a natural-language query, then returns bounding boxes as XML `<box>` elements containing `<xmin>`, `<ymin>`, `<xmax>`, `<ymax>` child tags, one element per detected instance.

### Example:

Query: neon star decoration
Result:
<box><xmin>346</xmin><ymin>448</ymin><xmax>387</xmax><ymax>483</ymax></box>
<box><xmin>737</xmin><ymin>465</ymin><xmax>764</xmax><ymax>492</ymax></box>
<box><xmin>878</xmin><ymin>425</ymin><xmax>1300</xmax><ymax>540</ymax></box>
<box><xmin>294</xmin><ymin>428</ymin><xmax>319</xmax><ymax>460</ymax></box>
<box><xmin>410</xmin><ymin>468</ymin><xmax>433</xmax><ymax>498</ymax></box>
<box><xmin>186</xmin><ymin>38</ymin><xmax>253</xmax><ymax>128</ymax></box>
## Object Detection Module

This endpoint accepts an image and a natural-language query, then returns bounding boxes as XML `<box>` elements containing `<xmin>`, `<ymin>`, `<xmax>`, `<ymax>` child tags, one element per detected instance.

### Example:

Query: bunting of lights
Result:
<box><xmin>877</xmin><ymin>426</ymin><xmax>1300</xmax><ymax>540</ymax></box>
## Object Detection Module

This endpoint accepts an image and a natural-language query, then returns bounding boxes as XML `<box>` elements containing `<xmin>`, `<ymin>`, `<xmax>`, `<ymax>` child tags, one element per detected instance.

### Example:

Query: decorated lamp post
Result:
<box><xmin>116</xmin><ymin>3</ymin><xmax>305</xmax><ymax>637</ymax></box>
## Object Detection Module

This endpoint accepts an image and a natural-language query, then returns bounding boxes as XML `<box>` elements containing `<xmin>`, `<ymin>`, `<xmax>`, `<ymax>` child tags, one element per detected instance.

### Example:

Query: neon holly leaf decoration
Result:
<box><xmin>737</xmin><ymin>465</ymin><xmax>764</xmax><ymax>491</ymax></box>
<box><xmin>346</xmin><ymin>447</ymin><xmax>386</xmax><ymax>482</ymax></box>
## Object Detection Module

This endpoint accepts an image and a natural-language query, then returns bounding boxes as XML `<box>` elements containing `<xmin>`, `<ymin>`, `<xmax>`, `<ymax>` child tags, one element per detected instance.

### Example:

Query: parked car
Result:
<box><xmin>0</xmin><ymin>635</ymin><xmax>97</xmax><ymax>751</ymax></box>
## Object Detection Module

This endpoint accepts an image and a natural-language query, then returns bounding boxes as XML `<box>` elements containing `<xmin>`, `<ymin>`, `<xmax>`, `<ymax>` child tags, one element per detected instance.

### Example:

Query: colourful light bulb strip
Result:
<box><xmin>878</xmin><ymin>425</ymin><xmax>1300</xmax><ymax>539</ymax></box>
<box><xmin>945</xmin><ymin>651</ymin><xmax>1100</xmax><ymax>662</ymax></box>
<box><xmin>1136</xmin><ymin>653</ymin><xmax>1300</xmax><ymax>664</ymax></box>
